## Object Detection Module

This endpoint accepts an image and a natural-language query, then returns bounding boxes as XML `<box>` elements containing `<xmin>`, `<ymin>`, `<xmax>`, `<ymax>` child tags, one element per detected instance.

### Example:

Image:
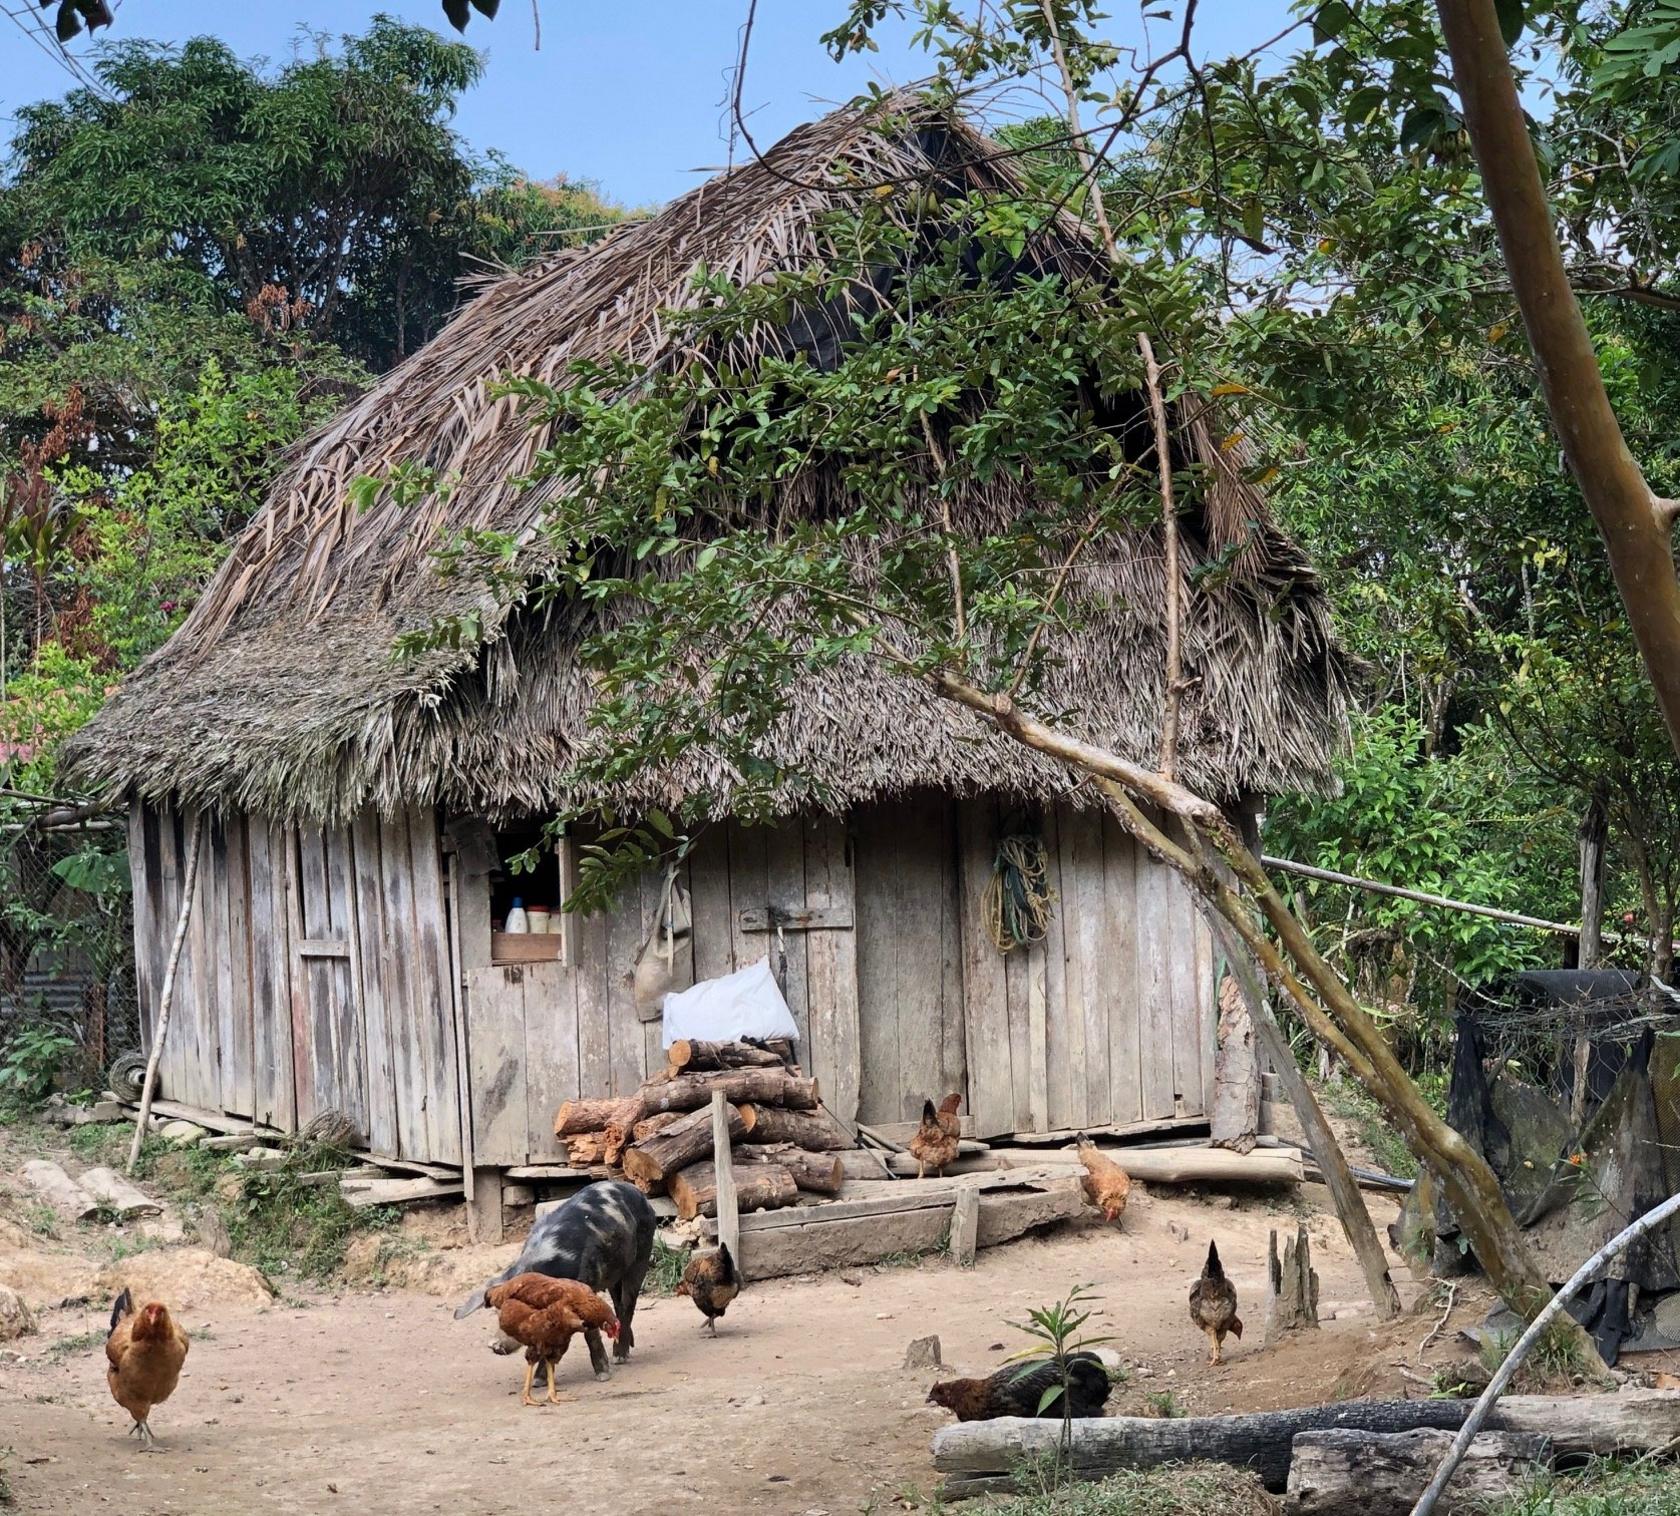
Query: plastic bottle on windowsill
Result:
<box><xmin>505</xmin><ymin>897</ymin><xmax>529</xmax><ymax>934</ymax></box>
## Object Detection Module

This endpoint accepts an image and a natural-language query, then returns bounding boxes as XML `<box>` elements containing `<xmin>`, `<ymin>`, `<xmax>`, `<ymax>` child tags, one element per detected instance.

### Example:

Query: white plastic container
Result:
<box><xmin>527</xmin><ymin>907</ymin><xmax>553</xmax><ymax>935</ymax></box>
<box><xmin>504</xmin><ymin>897</ymin><xmax>530</xmax><ymax>934</ymax></box>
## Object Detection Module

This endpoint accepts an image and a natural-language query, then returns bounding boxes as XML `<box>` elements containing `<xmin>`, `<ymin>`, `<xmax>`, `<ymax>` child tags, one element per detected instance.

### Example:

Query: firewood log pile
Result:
<box><xmin>551</xmin><ymin>1039</ymin><xmax>848</xmax><ymax>1219</ymax></box>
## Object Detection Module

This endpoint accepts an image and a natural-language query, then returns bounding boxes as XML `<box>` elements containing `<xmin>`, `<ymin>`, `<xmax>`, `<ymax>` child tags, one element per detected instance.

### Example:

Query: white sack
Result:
<box><xmin>660</xmin><ymin>957</ymin><xmax>800</xmax><ymax>1050</ymax></box>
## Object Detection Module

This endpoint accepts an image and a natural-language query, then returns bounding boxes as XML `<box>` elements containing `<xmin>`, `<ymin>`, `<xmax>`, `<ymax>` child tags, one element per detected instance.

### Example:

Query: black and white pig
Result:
<box><xmin>454</xmin><ymin>1179</ymin><xmax>656</xmax><ymax>1379</ymax></box>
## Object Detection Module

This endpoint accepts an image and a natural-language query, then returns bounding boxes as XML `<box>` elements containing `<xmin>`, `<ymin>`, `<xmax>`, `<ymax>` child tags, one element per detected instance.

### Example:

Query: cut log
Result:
<box><xmin>622</xmin><ymin>1103</ymin><xmax>747</xmax><ymax>1187</ymax></box>
<box><xmin>666</xmin><ymin>1039</ymin><xmax>787</xmax><ymax>1072</ymax></box>
<box><xmin>714</xmin><ymin>1177</ymin><xmax>1084</xmax><ymax>1282</ymax></box>
<box><xmin>638</xmin><ymin>1067</ymin><xmax>819</xmax><ymax>1116</ymax></box>
<box><xmin>1286</xmin><ymin>1429</ymin><xmax>1550</xmax><ymax>1516</ymax></box>
<box><xmin>77</xmin><ymin>1166</ymin><xmax>164</xmax><ymax>1221</ymax></box>
<box><xmin>554</xmin><ymin>1095</ymin><xmax>644</xmax><ymax>1138</ymax></box>
<box><xmin>21</xmin><ymin>1160</ymin><xmax>101</xmax><ymax>1221</ymax></box>
<box><xmin>1265</xmin><ymin>1224</ymin><xmax>1320</xmax><ymax>1343</ymax></box>
<box><xmin>733</xmin><ymin>1144</ymin><xmax>844</xmax><ymax>1195</ymax></box>
<box><xmin>737</xmin><ymin>1105</ymin><xmax>849</xmax><ymax>1148</ymax></box>
<box><xmin>566</xmin><ymin>1132</ymin><xmax>609</xmax><ymax>1166</ymax></box>
<box><xmin>669</xmin><ymin>1160</ymin><xmax>798</xmax><ymax>1221</ymax></box>
<box><xmin>929</xmin><ymin>1391</ymin><xmax>1680</xmax><ymax>1499</ymax></box>
<box><xmin>630</xmin><ymin>1112</ymin><xmax>684</xmax><ymax>1144</ymax></box>
<box><xmin>990</xmin><ymin>1144</ymin><xmax>1303</xmax><ymax>1186</ymax></box>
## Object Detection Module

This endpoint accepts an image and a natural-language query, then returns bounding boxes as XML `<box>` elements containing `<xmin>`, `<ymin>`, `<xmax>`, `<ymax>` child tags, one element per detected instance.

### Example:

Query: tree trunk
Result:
<box><xmin>1286</xmin><ymin>1430</ymin><xmax>1548</xmax><ymax>1516</ymax></box>
<box><xmin>1435</xmin><ymin>0</ymin><xmax>1680</xmax><ymax>762</ymax></box>
<box><xmin>733</xmin><ymin>1142</ymin><xmax>845</xmax><ymax>1194</ymax></box>
<box><xmin>667</xmin><ymin>1039</ymin><xmax>788</xmax><ymax>1072</ymax></box>
<box><xmin>621</xmin><ymin>1102</ymin><xmax>746</xmax><ymax>1187</ymax></box>
<box><xmin>1208</xmin><ymin>973</ymin><xmax>1260</xmax><ymax>1153</ymax></box>
<box><xmin>737</xmin><ymin>1104</ymin><xmax>849</xmax><ymax>1148</ymax></box>
<box><xmin>669</xmin><ymin>1160</ymin><xmax>798</xmax><ymax>1221</ymax></box>
<box><xmin>1265</xmin><ymin>1224</ymin><xmax>1321</xmax><ymax>1343</ymax></box>
<box><xmin>638</xmin><ymin>1068</ymin><xmax>819</xmax><ymax>1116</ymax></box>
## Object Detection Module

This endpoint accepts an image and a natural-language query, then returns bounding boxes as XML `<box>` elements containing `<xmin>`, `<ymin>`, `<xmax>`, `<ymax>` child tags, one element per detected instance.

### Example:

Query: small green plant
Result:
<box><xmin>1003</xmin><ymin>1284</ymin><xmax>1114</xmax><ymax>1490</ymax></box>
<box><xmin>43</xmin><ymin>1329</ymin><xmax>106</xmax><ymax>1361</ymax></box>
<box><xmin>1477</xmin><ymin>1321</ymin><xmax>1586</xmax><ymax>1392</ymax></box>
<box><xmin>1141</xmin><ymin>1390</ymin><xmax>1184</xmax><ymax>1419</ymax></box>
<box><xmin>0</xmin><ymin>1026</ymin><xmax>77</xmax><ymax>1108</ymax></box>
<box><xmin>645</xmin><ymin>1236</ymin><xmax>688</xmax><ymax>1295</ymax></box>
<box><xmin>22</xmin><ymin>1202</ymin><xmax>58</xmax><ymax>1239</ymax></box>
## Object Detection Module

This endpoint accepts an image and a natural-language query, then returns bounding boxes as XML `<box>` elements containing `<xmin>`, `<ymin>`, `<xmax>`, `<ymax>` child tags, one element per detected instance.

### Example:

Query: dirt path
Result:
<box><xmin>4</xmin><ymin>1178</ymin><xmax>1463</xmax><ymax>1516</ymax></box>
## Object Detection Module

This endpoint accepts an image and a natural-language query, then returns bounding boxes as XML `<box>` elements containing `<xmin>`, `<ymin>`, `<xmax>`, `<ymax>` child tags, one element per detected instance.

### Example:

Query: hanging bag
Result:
<box><xmin>632</xmin><ymin>867</ymin><xmax>693</xmax><ymax>1020</ymax></box>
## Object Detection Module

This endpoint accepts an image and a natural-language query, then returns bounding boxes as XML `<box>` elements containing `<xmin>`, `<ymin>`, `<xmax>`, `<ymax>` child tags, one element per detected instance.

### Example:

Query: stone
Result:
<box><xmin>903</xmin><ymin>1334</ymin><xmax>943</xmax><ymax>1370</ymax></box>
<box><xmin>0</xmin><ymin>1284</ymin><xmax>36</xmax><ymax>1341</ymax></box>
<box><xmin>159</xmin><ymin>1119</ymin><xmax>208</xmax><ymax>1147</ymax></box>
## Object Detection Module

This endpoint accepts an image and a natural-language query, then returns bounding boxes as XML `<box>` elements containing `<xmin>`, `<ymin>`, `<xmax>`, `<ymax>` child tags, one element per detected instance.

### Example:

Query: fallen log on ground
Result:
<box><xmin>1286</xmin><ymin>1429</ymin><xmax>1550</xmax><ymax>1516</ymax></box>
<box><xmin>986</xmin><ymin>1144</ymin><xmax>1304</xmax><ymax>1186</ymax></box>
<box><xmin>666</xmin><ymin>1039</ymin><xmax>787</xmax><ymax>1072</ymax></box>
<box><xmin>733</xmin><ymin>1143</ymin><xmax>844</xmax><ymax>1194</ymax></box>
<box><xmin>929</xmin><ymin>1392</ymin><xmax>1680</xmax><ymax>1499</ymax></box>
<box><xmin>669</xmin><ymin>1160</ymin><xmax>798</xmax><ymax>1220</ymax></box>
<box><xmin>77</xmin><ymin>1166</ymin><xmax>163</xmax><ymax>1220</ymax></box>
<box><xmin>622</xmin><ymin>1103</ymin><xmax>746</xmax><ymax>1187</ymax></box>
<box><xmin>738</xmin><ymin>1104</ymin><xmax>849</xmax><ymax>1149</ymax></box>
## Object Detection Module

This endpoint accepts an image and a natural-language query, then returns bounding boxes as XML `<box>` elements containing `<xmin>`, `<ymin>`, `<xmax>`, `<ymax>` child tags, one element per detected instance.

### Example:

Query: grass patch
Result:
<box><xmin>1494</xmin><ymin>1461</ymin><xmax>1680</xmax><ymax>1515</ymax></box>
<box><xmin>1477</xmin><ymin>1321</ymin><xmax>1587</xmax><ymax>1392</ymax></box>
<box><xmin>1322</xmin><ymin>1080</ymin><xmax>1419</xmax><ymax>1179</ymax></box>
<box><xmin>65</xmin><ymin>1123</ymin><xmax>129</xmax><ymax>1166</ymax></box>
<box><xmin>42</xmin><ymin>1329</ymin><xmax>106</xmax><ymax>1361</ymax></box>
<box><xmin>1140</xmin><ymin>1390</ymin><xmax>1185</xmax><ymax>1419</ymax></box>
<box><xmin>982</xmin><ymin>1462</ymin><xmax>1277</xmax><ymax>1515</ymax></box>
<box><xmin>645</xmin><ymin>1236</ymin><xmax>688</xmax><ymax>1296</ymax></box>
<box><xmin>21</xmin><ymin>1201</ymin><xmax>58</xmax><ymax>1239</ymax></box>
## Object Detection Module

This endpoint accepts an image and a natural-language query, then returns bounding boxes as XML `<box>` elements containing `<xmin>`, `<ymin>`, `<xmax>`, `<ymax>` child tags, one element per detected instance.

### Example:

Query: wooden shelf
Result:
<box><xmin>491</xmin><ymin>931</ymin><xmax>564</xmax><ymax>965</ymax></box>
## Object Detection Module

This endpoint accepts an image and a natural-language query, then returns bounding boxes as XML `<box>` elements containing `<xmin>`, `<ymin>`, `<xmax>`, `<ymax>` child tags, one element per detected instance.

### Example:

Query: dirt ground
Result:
<box><xmin>3</xmin><ymin>1135</ymin><xmax>1490</xmax><ymax>1516</ymax></box>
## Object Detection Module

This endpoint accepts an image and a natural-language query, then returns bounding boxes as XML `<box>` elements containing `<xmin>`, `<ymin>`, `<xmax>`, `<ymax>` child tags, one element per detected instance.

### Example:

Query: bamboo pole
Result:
<box><xmin>127</xmin><ymin>810</ymin><xmax>204</xmax><ymax>1175</ymax></box>
<box><xmin>1410</xmin><ymin>1188</ymin><xmax>1680</xmax><ymax>1516</ymax></box>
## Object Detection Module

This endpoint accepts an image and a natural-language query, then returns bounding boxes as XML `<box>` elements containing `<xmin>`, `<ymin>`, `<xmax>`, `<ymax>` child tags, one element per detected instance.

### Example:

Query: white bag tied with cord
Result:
<box><xmin>660</xmin><ymin>957</ymin><xmax>800</xmax><ymax>1050</ymax></box>
<box><xmin>632</xmin><ymin>867</ymin><xmax>693</xmax><ymax>1021</ymax></box>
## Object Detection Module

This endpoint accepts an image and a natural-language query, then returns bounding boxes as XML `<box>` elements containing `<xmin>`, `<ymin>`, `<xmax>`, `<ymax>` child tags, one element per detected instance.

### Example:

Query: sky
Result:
<box><xmin>0</xmin><ymin>1</ymin><xmax>1300</xmax><ymax>209</ymax></box>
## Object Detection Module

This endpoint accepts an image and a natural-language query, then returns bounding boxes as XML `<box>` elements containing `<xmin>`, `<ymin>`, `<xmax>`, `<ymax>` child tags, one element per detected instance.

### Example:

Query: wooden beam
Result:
<box><xmin>737</xmin><ymin>905</ymin><xmax>854</xmax><ymax>932</ymax></box>
<box><xmin>950</xmin><ymin>1185</ymin><xmax>979</xmax><ymax>1268</ymax></box>
<box><xmin>711</xmin><ymin>1091</ymin><xmax>739</xmax><ymax>1267</ymax></box>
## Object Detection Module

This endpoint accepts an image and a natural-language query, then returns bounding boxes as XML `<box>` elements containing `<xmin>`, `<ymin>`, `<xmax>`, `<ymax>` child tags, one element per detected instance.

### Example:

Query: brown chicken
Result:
<box><xmin>105</xmin><ymin>1288</ymin><xmax>189</xmax><ymax>1450</ymax></box>
<box><xmin>927</xmin><ymin>1351</ymin><xmax>1111</xmax><ymax>1421</ymax></box>
<box><xmin>484</xmin><ymin>1273</ymin><xmax>620</xmax><ymax>1406</ymax></box>
<box><xmin>936</xmin><ymin>1092</ymin><xmax>962</xmax><ymax>1139</ymax></box>
<box><xmin>908</xmin><ymin>1098</ymin><xmax>960</xmax><ymax>1178</ymax></box>
<box><xmin>1074</xmin><ymin>1133</ymin><xmax>1132</xmax><ymax>1224</ymax></box>
<box><xmin>676</xmin><ymin>1240</ymin><xmax>739</xmax><ymax>1335</ymax></box>
<box><xmin>1188</xmin><ymin>1240</ymin><xmax>1242</xmax><ymax>1365</ymax></box>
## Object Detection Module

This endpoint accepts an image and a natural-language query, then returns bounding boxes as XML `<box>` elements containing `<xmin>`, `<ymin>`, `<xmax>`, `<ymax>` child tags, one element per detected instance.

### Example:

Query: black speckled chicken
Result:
<box><xmin>1188</xmin><ymin>1240</ymin><xmax>1242</xmax><ymax>1365</ymax></box>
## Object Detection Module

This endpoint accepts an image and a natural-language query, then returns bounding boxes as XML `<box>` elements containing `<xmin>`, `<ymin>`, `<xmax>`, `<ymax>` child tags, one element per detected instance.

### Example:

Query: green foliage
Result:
<box><xmin>645</xmin><ymin>1236</ymin><xmax>689</xmax><ymax>1296</ymax></box>
<box><xmin>0</xmin><ymin>1025</ymin><xmax>76</xmax><ymax>1109</ymax></box>
<box><xmin>1495</xmin><ymin>1460</ymin><xmax>1680</xmax><ymax>1516</ymax></box>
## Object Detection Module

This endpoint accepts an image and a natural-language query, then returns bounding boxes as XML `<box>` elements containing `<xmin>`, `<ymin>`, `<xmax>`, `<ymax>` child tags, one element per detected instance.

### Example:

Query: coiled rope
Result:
<box><xmin>984</xmin><ymin>832</ymin><xmax>1056</xmax><ymax>953</ymax></box>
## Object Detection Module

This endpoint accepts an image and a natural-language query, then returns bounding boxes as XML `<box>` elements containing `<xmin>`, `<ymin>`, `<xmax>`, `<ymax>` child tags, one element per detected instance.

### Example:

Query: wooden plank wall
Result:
<box><xmin>852</xmin><ymin>796</ymin><xmax>1213</xmax><ymax>1139</ymax></box>
<box><xmin>129</xmin><ymin>803</ymin><xmax>460</xmax><ymax>1164</ymax></box>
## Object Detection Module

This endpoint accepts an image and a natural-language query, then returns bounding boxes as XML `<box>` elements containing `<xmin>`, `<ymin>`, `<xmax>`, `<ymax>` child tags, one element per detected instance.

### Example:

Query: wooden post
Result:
<box><xmin>950</xmin><ymin>1184</ymin><xmax>980</xmax><ymax>1267</ymax></box>
<box><xmin>128</xmin><ymin>810</ymin><xmax>204</xmax><ymax>1175</ymax></box>
<box><xmin>467</xmin><ymin>1166</ymin><xmax>504</xmax><ymax>1245</ymax></box>
<box><xmin>711</xmin><ymin>1090</ymin><xmax>739</xmax><ymax>1268</ymax></box>
<box><xmin>1210</xmin><ymin>915</ymin><xmax>1402</xmax><ymax>1320</ymax></box>
<box><xmin>1265</xmin><ymin>1224</ymin><xmax>1321</xmax><ymax>1344</ymax></box>
<box><xmin>1573</xmin><ymin>796</ymin><xmax>1607</xmax><ymax>1124</ymax></box>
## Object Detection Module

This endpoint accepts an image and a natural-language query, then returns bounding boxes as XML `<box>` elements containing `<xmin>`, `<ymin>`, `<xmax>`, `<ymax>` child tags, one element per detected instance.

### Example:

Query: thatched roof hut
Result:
<box><xmin>66</xmin><ymin>92</ymin><xmax>1348</xmax><ymax>827</ymax></box>
<box><xmin>72</xmin><ymin>94</ymin><xmax>1351</xmax><ymax>1195</ymax></box>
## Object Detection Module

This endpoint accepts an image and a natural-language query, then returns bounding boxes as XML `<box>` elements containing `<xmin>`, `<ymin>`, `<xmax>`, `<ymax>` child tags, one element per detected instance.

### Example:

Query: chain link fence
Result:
<box><xmin>0</xmin><ymin>811</ymin><xmax>138</xmax><ymax>1090</ymax></box>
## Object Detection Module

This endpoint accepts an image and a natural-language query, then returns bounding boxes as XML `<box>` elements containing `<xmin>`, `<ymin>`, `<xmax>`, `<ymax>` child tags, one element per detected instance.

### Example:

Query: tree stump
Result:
<box><xmin>1265</xmin><ymin>1224</ymin><xmax>1320</xmax><ymax>1344</ymax></box>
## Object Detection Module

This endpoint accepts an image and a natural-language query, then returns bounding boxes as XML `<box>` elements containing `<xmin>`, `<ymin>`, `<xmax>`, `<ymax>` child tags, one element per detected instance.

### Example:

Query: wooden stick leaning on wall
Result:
<box><xmin>128</xmin><ymin>810</ymin><xmax>205</xmax><ymax>1175</ymax></box>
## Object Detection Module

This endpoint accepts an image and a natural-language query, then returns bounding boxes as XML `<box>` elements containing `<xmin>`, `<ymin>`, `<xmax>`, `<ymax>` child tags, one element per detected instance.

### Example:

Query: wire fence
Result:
<box><xmin>0</xmin><ymin>813</ymin><xmax>138</xmax><ymax>1089</ymax></box>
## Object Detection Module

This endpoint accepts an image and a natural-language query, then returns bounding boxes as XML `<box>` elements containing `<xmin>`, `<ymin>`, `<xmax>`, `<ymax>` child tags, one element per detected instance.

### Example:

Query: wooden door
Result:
<box><xmin>286</xmin><ymin>824</ymin><xmax>369</xmax><ymax>1141</ymax></box>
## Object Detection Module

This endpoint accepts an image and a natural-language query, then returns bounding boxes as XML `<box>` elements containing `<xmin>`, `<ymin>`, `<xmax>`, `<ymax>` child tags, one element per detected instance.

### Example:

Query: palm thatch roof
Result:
<box><xmin>66</xmin><ymin>93</ymin><xmax>1352</xmax><ymax>825</ymax></box>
